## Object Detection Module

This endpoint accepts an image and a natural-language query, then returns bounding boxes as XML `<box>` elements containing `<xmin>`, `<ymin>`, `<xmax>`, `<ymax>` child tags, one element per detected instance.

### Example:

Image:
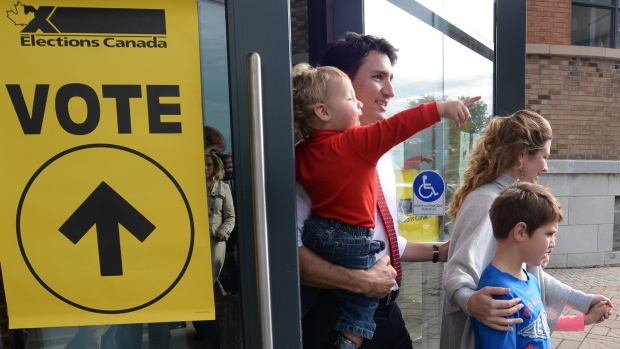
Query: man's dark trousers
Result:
<box><xmin>302</xmin><ymin>289</ymin><xmax>413</xmax><ymax>349</ymax></box>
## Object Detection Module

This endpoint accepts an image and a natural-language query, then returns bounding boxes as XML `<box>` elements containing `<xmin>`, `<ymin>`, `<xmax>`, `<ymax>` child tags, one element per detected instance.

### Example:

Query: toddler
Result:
<box><xmin>541</xmin><ymin>248</ymin><xmax>609</xmax><ymax>331</ymax></box>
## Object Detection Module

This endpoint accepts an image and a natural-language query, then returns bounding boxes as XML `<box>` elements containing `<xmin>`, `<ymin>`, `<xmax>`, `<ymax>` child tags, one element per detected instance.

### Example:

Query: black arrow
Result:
<box><xmin>59</xmin><ymin>181</ymin><xmax>155</xmax><ymax>276</ymax></box>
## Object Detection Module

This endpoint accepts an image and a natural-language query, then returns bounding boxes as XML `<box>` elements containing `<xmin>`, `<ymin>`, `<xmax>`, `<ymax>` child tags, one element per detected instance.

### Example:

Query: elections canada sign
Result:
<box><xmin>6</xmin><ymin>1</ymin><xmax>168</xmax><ymax>48</ymax></box>
<box><xmin>0</xmin><ymin>0</ymin><xmax>213</xmax><ymax>328</ymax></box>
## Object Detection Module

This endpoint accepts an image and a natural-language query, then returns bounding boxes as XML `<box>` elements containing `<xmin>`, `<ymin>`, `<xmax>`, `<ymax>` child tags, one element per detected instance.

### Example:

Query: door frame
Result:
<box><xmin>225</xmin><ymin>1</ymin><xmax>301</xmax><ymax>348</ymax></box>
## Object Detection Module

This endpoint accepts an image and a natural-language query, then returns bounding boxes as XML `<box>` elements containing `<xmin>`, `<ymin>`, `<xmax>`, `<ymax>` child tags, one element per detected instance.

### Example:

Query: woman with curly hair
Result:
<box><xmin>440</xmin><ymin>110</ymin><xmax>612</xmax><ymax>349</ymax></box>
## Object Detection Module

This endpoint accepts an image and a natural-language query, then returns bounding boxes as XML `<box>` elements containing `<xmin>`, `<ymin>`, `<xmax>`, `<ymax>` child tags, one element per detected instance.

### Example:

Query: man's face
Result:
<box><xmin>351</xmin><ymin>50</ymin><xmax>395</xmax><ymax>126</ymax></box>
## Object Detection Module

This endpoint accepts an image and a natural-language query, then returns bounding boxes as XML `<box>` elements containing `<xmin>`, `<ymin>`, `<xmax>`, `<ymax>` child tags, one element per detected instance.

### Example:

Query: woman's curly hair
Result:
<box><xmin>447</xmin><ymin>110</ymin><xmax>552</xmax><ymax>221</ymax></box>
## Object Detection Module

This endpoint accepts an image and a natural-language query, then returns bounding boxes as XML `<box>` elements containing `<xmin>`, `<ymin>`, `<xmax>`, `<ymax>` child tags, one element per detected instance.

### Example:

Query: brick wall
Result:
<box><xmin>290</xmin><ymin>0</ymin><xmax>308</xmax><ymax>56</ymax></box>
<box><xmin>526</xmin><ymin>54</ymin><xmax>620</xmax><ymax>160</ymax></box>
<box><xmin>526</xmin><ymin>1</ymin><xmax>620</xmax><ymax>160</ymax></box>
<box><xmin>527</xmin><ymin>0</ymin><xmax>571</xmax><ymax>45</ymax></box>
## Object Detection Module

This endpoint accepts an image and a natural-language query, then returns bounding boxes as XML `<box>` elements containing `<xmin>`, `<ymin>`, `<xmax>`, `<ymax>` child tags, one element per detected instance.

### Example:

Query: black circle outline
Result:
<box><xmin>16</xmin><ymin>143</ymin><xmax>195</xmax><ymax>314</ymax></box>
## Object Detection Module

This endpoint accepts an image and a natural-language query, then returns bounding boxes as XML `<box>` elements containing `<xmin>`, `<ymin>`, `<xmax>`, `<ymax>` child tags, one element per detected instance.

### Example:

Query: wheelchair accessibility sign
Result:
<box><xmin>412</xmin><ymin>171</ymin><xmax>445</xmax><ymax>215</ymax></box>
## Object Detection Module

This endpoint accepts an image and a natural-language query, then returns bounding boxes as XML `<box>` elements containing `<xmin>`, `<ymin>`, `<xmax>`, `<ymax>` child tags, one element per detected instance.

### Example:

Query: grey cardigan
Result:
<box><xmin>440</xmin><ymin>174</ymin><xmax>592</xmax><ymax>349</ymax></box>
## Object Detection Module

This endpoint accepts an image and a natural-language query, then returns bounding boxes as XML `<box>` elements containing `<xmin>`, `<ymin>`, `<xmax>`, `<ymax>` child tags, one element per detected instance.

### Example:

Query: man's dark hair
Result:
<box><xmin>320</xmin><ymin>32</ymin><xmax>398</xmax><ymax>81</ymax></box>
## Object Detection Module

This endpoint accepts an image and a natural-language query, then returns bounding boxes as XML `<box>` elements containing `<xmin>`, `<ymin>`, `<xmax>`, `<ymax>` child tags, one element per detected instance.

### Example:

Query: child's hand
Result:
<box><xmin>585</xmin><ymin>300</ymin><xmax>610</xmax><ymax>325</ymax></box>
<box><xmin>437</xmin><ymin>96</ymin><xmax>481</xmax><ymax>128</ymax></box>
<box><xmin>589</xmin><ymin>295</ymin><xmax>614</xmax><ymax>324</ymax></box>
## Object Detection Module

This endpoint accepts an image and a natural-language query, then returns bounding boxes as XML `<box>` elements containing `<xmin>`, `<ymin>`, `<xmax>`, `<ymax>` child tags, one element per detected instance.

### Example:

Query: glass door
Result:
<box><xmin>2</xmin><ymin>0</ymin><xmax>300</xmax><ymax>348</ymax></box>
<box><xmin>203</xmin><ymin>0</ymin><xmax>301</xmax><ymax>348</ymax></box>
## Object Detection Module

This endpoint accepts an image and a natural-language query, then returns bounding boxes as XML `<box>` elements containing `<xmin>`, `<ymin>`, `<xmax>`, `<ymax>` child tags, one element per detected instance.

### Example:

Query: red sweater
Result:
<box><xmin>295</xmin><ymin>102</ymin><xmax>440</xmax><ymax>228</ymax></box>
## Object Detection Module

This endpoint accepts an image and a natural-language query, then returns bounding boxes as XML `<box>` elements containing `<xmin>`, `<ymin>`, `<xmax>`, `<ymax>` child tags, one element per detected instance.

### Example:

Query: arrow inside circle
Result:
<box><xmin>59</xmin><ymin>181</ymin><xmax>156</xmax><ymax>276</ymax></box>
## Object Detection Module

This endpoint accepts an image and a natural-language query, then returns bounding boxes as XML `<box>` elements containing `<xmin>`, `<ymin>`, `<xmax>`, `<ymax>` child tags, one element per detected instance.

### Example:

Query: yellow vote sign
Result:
<box><xmin>0</xmin><ymin>0</ymin><xmax>214</xmax><ymax>328</ymax></box>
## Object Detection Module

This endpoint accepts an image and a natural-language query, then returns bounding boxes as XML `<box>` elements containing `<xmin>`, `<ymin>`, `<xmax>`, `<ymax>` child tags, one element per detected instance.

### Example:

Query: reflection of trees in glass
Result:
<box><xmin>405</xmin><ymin>94</ymin><xmax>490</xmax><ymax>204</ymax></box>
<box><xmin>405</xmin><ymin>94</ymin><xmax>489</xmax><ymax>133</ymax></box>
<box><xmin>406</xmin><ymin>94</ymin><xmax>444</xmax><ymax>107</ymax></box>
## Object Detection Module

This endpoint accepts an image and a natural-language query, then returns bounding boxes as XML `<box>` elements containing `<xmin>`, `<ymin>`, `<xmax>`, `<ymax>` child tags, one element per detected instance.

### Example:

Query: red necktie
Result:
<box><xmin>376</xmin><ymin>174</ymin><xmax>402</xmax><ymax>286</ymax></box>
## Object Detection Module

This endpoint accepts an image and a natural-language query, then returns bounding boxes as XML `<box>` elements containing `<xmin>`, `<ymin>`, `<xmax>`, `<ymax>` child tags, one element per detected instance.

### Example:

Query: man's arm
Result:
<box><xmin>296</xmin><ymin>182</ymin><xmax>395</xmax><ymax>298</ymax></box>
<box><xmin>400</xmin><ymin>240</ymin><xmax>449</xmax><ymax>262</ymax></box>
<box><xmin>299</xmin><ymin>245</ymin><xmax>395</xmax><ymax>298</ymax></box>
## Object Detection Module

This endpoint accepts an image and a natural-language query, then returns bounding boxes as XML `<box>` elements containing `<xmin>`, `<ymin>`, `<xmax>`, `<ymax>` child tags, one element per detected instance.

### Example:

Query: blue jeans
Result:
<box><xmin>301</xmin><ymin>214</ymin><xmax>385</xmax><ymax>339</ymax></box>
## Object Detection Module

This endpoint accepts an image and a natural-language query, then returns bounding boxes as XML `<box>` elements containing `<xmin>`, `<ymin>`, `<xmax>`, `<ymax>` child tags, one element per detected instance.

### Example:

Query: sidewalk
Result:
<box><xmin>398</xmin><ymin>263</ymin><xmax>620</xmax><ymax>349</ymax></box>
<box><xmin>547</xmin><ymin>266</ymin><xmax>620</xmax><ymax>349</ymax></box>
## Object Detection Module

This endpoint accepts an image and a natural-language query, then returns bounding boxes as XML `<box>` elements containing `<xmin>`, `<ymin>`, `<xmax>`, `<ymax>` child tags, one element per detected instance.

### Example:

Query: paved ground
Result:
<box><xmin>12</xmin><ymin>263</ymin><xmax>620</xmax><ymax>348</ymax></box>
<box><xmin>546</xmin><ymin>267</ymin><xmax>620</xmax><ymax>349</ymax></box>
<box><xmin>398</xmin><ymin>263</ymin><xmax>620</xmax><ymax>349</ymax></box>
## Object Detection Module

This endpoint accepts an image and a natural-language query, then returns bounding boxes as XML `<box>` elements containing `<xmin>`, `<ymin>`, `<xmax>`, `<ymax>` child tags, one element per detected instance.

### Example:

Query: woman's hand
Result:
<box><xmin>468</xmin><ymin>287</ymin><xmax>524</xmax><ymax>331</ymax></box>
<box><xmin>590</xmin><ymin>295</ymin><xmax>613</xmax><ymax>323</ymax></box>
<box><xmin>585</xmin><ymin>300</ymin><xmax>609</xmax><ymax>325</ymax></box>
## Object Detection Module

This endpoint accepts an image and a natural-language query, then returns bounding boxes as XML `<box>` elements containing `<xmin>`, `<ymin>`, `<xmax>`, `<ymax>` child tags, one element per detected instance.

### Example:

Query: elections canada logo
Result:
<box><xmin>5</xmin><ymin>1</ymin><xmax>168</xmax><ymax>48</ymax></box>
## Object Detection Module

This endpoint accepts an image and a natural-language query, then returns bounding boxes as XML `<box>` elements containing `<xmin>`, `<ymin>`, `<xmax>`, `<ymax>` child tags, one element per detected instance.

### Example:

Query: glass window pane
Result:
<box><xmin>365</xmin><ymin>0</ymin><xmax>445</xmax><ymax>244</ymax></box>
<box><xmin>417</xmin><ymin>0</ymin><xmax>494</xmax><ymax>44</ymax></box>
<box><xmin>443</xmin><ymin>38</ymin><xmax>492</xmax><ymax>231</ymax></box>
<box><xmin>582</xmin><ymin>0</ymin><xmax>613</xmax><ymax>4</ymax></box>
<box><xmin>200</xmin><ymin>0</ymin><xmax>232</xmax><ymax>151</ymax></box>
<box><xmin>364</xmin><ymin>0</ymin><xmax>493</xmax><ymax>345</ymax></box>
<box><xmin>614</xmin><ymin>197</ymin><xmax>620</xmax><ymax>251</ymax></box>
<box><xmin>618</xmin><ymin>9</ymin><xmax>620</xmax><ymax>49</ymax></box>
<box><xmin>571</xmin><ymin>5</ymin><xmax>612</xmax><ymax>47</ymax></box>
<box><xmin>196</xmin><ymin>1</ymin><xmax>244</xmax><ymax>348</ymax></box>
<box><xmin>365</xmin><ymin>0</ymin><xmax>493</xmax><ymax>243</ymax></box>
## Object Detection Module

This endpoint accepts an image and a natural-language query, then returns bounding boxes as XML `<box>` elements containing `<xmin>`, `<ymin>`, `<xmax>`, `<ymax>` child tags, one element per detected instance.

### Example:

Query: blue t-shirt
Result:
<box><xmin>471</xmin><ymin>263</ymin><xmax>551</xmax><ymax>349</ymax></box>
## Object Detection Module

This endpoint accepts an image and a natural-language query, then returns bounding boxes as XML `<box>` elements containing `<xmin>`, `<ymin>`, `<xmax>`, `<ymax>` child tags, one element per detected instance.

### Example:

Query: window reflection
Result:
<box><xmin>364</xmin><ymin>2</ymin><xmax>494</xmax><ymax>345</ymax></box>
<box><xmin>571</xmin><ymin>5</ymin><xmax>612</xmax><ymax>47</ymax></box>
<box><xmin>199</xmin><ymin>0</ymin><xmax>232</xmax><ymax>148</ymax></box>
<box><xmin>197</xmin><ymin>1</ymin><xmax>243</xmax><ymax>348</ymax></box>
<box><xmin>365</xmin><ymin>0</ymin><xmax>493</xmax><ymax>242</ymax></box>
<box><xmin>614</xmin><ymin>197</ymin><xmax>620</xmax><ymax>251</ymax></box>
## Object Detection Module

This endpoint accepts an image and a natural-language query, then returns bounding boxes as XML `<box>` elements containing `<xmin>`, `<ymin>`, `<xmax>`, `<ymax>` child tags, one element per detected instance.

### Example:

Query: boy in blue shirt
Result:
<box><xmin>471</xmin><ymin>182</ymin><xmax>564</xmax><ymax>349</ymax></box>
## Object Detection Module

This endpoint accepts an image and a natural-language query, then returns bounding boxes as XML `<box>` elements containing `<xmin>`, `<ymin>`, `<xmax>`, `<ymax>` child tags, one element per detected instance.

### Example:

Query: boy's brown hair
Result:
<box><xmin>490</xmin><ymin>182</ymin><xmax>564</xmax><ymax>240</ymax></box>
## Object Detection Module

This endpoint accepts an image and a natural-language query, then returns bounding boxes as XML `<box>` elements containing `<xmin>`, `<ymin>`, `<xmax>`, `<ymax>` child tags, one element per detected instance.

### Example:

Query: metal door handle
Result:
<box><xmin>246</xmin><ymin>52</ymin><xmax>273</xmax><ymax>349</ymax></box>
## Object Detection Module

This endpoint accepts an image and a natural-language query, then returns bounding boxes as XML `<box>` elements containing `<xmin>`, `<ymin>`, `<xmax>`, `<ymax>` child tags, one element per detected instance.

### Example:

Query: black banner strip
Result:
<box><xmin>49</xmin><ymin>7</ymin><xmax>166</xmax><ymax>34</ymax></box>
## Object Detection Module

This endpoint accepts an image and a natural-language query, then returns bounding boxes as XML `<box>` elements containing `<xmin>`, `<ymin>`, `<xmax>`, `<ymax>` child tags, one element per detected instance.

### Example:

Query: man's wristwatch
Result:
<box><xmin>432</xmin><ymin>245</ymin><xmax>439</xmax><ymax>263</ymax></box>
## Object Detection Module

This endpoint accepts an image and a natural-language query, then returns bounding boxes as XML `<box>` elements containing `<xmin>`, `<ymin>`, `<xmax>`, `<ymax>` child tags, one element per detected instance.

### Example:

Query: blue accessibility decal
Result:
<box><xmin>413</xmin><ymin>171</ymin><xmax>445</xmax><ymax>203</ymax></box>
